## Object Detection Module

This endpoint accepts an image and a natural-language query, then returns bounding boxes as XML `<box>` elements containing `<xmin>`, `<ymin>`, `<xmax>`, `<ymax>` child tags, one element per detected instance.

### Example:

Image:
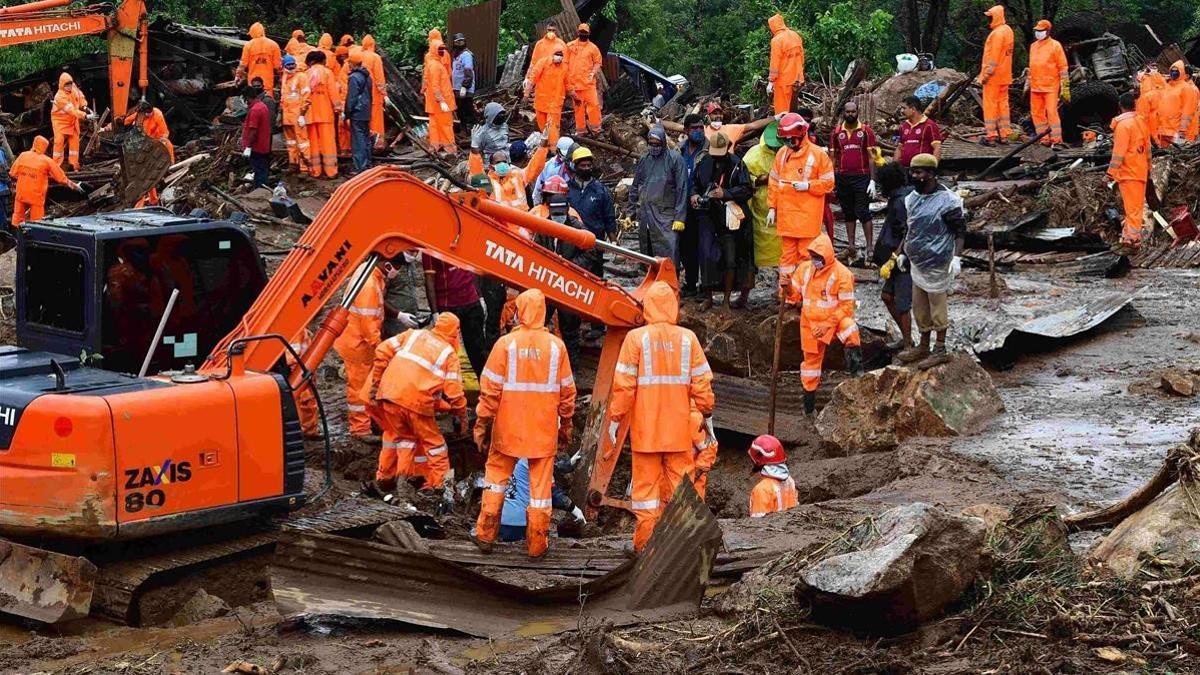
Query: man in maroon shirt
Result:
<box><xmin>240</xmin><ymin>84</ymin><xmax>273</xmax><ymax>188</ymax></box>
<box><xmin>894</xmin><ymin>95</ymin><xmax>943</xmax><ymax>168</ymax></box>
<box><xmin>422</xmin><ymin>254</ymin><xmax>486</xmax><ymax>376</ymax></box>
<box><xmin>831</xmin><ymin>101</ymin><xmax>877</xmax><ymax>262</ymax></box>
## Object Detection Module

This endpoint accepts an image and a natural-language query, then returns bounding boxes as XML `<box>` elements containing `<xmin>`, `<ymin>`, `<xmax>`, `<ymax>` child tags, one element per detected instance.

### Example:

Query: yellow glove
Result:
<box><xmin>1060</xmin><ymin>79</ymin><xmax>1071</xmax><ymax>103</ymax></box>
<box><xmin>879</xmin><ymin>254</ymin><xmax>896</xmax><ymax>280</ymax></box>
<box><xmin>672</xmin><ymin>220</ymin><xmax>686</xmax><ymax>232</ymax></box>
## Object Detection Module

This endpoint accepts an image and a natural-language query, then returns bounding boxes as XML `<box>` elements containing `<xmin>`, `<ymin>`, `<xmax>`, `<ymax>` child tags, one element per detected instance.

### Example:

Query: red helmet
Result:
<box><xmin>542</xmin><ymin>175</ymin><xmax>569</xmax><ymax>195</ymax></box>
<box><xmin>776</xmin><ymin>112</ymin><xmax>808</xmax><ymax>138</ymax></box>
<box><xmin>748</xmin><ymin>434</ymin><xmax>786</xmax><ymax>466</ymax></box>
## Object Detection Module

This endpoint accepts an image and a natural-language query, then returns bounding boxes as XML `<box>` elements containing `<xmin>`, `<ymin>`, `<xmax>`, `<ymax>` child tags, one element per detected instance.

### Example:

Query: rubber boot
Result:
<box><xmin>803</xmin><ymin>391</ymin><xmax>816</xmax><ymax>417</ymax></box>
<box><xmin>846</xmin><ymin>347</ymin><xmax>864</xmax><ymax>377</ymax></box>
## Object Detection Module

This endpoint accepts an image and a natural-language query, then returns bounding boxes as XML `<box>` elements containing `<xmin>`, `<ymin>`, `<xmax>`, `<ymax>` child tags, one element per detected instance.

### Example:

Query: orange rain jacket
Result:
<box><xmin>749</xmin><ymin>470</ymin><xmax>798</xmax><ymax>517</ymax></box>
<box><xmin>489</xmin><ymin>167</ymin><xmax>529</xmax><ymax>210</ymax></box>
<box><xmin>51</xmin><ymin>73</ymin><xmax>87</xmax><ymax>136</ymax></box>
<box><xmin>423</xmin><ymin>40</ymin><xmax>456</xmax><ymax>114</ymax></box>
<box><xmin>360</xmin><ymin>36</ymin><xmax>387</xmax><ymax>100</ymax></box>
<box><xmin>610</xmin><ymin>281</ymin><xmax>715</xmax><ymax>453</ymax></box>
<box><xmin>527</xmin><ymin>55</ymin><xmax>569</xmax><ymax>115</ymax></box>
<box><xmin>477</xmin><ymin>290</ymin><xmax>577</xmax><ymax>458</ymax></box>
<box><xmin>530</xmin><ymin>32</ymin><xmax>567</xmax><ymax>76</ymax></box>
<box><xmin>281</xmin><ymin>68</ymin><xmax>310</xmax><ymax>125</ymax></box>
<box><xmin>980</xmin><ymin>6</ymin><xmax>1014</xmax><ymax>86</ymax></box>
<box><xmin>304</xmin><ymin>62</ymin><xmax>340</xmax><ymax>123</ymax></box>
<box><xmin>1028</xmin><ymin>35</ymin><xmax>1068</xmax><ymax>93</ymax></box>
<box><xmin>332</xmin><ymin>265</ymin><xmax>385</xmax><ymax>363</ymax></box>
<box><xmin>1107</xmin><ymin>111</ymin><xmax>1150</xmax><ymax>183</ymax></box>
<box><xmin>285</xmin><ymin>30</ymin><xmax>311</xmax><ymax>59</ymax></box>
<box><xmin>788</xmin><ymin>235</ymin><xmax>857</xmax><ymax>350</ymax></box>
<box><xmin>317</xmin><ymin>33</ymin><xmax>337</xmax><ymax>67</ymax></box>
<box><xmin>10</xmin><ymin>136</ymin><xmax>70</xmax><ymax>204</ymax></box>
<box><xmin>1137</xmin><ymin>72</ymin><xmax>1166</xmax><ymax>139</ymax></box>
<box><xmin>1159</xmin><ymin>61</ymin><xmax>1199</xmax><ymax>140</ymax></box>
<box><xmin>565</xmin><ymin>38</ymin><xmax>602</xmax><ymax>92</ymax></box>
<box><xmin>370</xmin><ymin>313</ymin><xmax>466</xmax><ymax>417</ymax></box>
<box><xmin>767</xmin><ymin>137</ymin><xmax>835</xmax><ymax>238</ymax></box>
<box><xmin>767</xmin><ymin>14</ymin><xmax>805</xmax><ymax>87</ymax></box>
<box><xmin>240</xmin><ymin>22</ymin><xmax>283</xmax><ymax>91</ymax></box>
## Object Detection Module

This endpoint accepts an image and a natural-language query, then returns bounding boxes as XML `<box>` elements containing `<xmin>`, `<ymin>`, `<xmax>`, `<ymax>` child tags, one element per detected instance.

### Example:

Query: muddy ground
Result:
<box><xmin>3</xmin><ymin>183</ymin><xmax>1200</xmax><ymax>673</ymax></box>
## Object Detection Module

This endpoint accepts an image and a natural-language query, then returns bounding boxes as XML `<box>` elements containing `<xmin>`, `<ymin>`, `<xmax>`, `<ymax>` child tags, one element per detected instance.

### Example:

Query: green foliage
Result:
<box><xmin>807</xmin><ymin>4</ymin><xmax>894</xmax><ymax>78</ymax></box>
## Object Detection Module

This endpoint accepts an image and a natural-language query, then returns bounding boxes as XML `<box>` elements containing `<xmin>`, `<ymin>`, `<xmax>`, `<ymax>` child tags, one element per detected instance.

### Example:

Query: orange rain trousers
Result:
<box><xmin>1117</xmin><ymin>181</ymin><xmax>1146</xmax><ymax>245</ymax></box>
<box><xmin>475</xmin><ymin>452</ymin><xmax>554</xmax><ymax>557</ymax></box>
<box><xmin>284</xmin><ymin>125</ymin><xmax>311</xmax><ymax>172</ymax></box>
<box><xmin>536</xmin><ymin>110</ymin><xmax>562</xmax><ymax>147</ymax></box>
<box><xmin>631</xmin><ymin>450</ymin><xmax>694</xmax><ymax>552</ymax></box>
<box><xmin>343</xmin><ymin>359</ymin><xmax>373</xmax><ymax>436</ymax></box>
<box><xmin>1030</xmin><ymin>90</ymin><xmax>1062</xmax><ymax>144</ymax></box>
<box><xmin>376</xmin><ymin>432</ymin><xmax>429</xmax><ymax>485</ymax></box>
<box><xmin>801</xmin><ymin>317</ymin><xmax>861</xmax><ymax>391</ymax></box>
<box><xmin>983</xmin><ymin>85</ymin><xmax>1011</xmax><ymax>141</ymax></box>
<box><xmin>378</xmin><ymin>401</ymin><xmax>449</xmax><ymax>488</ymax></box>
<box><xmin>428</xmin><ymin>111</ymin><xmax>456</xmax><ymax>152</ymax></box>
<box><xmin>572</xmin><ymin>87</ymin><xmax>602</xmax><ymax>133</ymax></box>
<box><xmin>306</xmin><ymin>122</ymin><xmax>338</xmax><ymax>178</ymax></box>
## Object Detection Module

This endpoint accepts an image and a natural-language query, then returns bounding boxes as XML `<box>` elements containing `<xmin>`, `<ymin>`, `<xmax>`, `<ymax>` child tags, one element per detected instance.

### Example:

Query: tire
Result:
<box><xmin>1060</xmin><ymin>80</ymin><xmax>1120</xmax><ymax>143</ymax></box>
<box><xmin>1055</xmin><ymin>13</ymin><xmax>1106</xmax><ymax>57</ymax></box>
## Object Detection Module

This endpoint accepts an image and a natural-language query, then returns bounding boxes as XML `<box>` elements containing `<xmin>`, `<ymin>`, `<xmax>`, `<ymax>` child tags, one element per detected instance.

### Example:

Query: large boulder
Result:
<box><xmin>1091</xmin><ymin>483</ymin><xmax>1200</xmax><ymax>578</ymax></box>
<box><xmin>816</xmin><ymin>353</ymin><xmax>1004</xmax><ymax>454</ymax></box>
<box><xmin>798</xmin><ymin>503</ymin><xmax>988</xmax><ymax>633</ymax></box>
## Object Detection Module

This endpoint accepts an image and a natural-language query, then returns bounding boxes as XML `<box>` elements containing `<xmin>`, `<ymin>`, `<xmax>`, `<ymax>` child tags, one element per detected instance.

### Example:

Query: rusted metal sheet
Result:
<box><xmin>1134</xmin><ymin>240</ymin><xmax>1200</xmax><ymax>269</ymax></box>
<box><xmin>961</xmin><ymin>248</ymin><xmax>1127</xmax><ymax>277</ymax></box>
<box><xmin>971</xmin><ymin>292</ymin><xmax>1135</xmax><ymax>356</ymax></box>
<box><xmin>0</xmin><ymin>539</ymin><xmax>96</xmax><ymax>624</ymax></box>
<box><xmin>447</xmin><ymin>0</ymin><xmax>501</xmax><ymax>92</ymax></box>
<box><xmin>940</xmin><ymin>138</ymin><xmax>1055</xmax><ymax>164</ymax></box>
<box><xmin>271</xmin><ymin>481</ymin><xmax>721</xmax><ymax>638</ymax></box>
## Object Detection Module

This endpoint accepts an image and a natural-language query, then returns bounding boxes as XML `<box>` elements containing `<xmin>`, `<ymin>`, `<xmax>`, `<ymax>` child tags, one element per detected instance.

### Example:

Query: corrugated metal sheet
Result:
<box><xmin>1134</xmin><ymin>240</ymin><xmax>1200</xmax><ymax>268</ymax></box>
<box><xmin>971</xmin><ymin>292</ymin><xmax>1135</xmax><ymax>355</ymax></box>
<box><xmin>270</xmin><ymin>482</ymin><xmax>720</xmax><ymax>638</ymax></box>
<box><xmin>447</xmin><ymin>0</ymin><xmax>502</xmax><ymax>92</ymax></box>
<box><xmin>961</xmin><ymin>248</ymin><xmax>1127</xmax><ymax>277</ymax></box>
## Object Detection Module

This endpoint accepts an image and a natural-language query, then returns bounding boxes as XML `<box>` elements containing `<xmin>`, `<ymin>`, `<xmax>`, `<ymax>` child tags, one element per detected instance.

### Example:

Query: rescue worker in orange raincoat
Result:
<box><xmin>527</xmin><ymin>26</ymin><xmax>566</xmax><ymax>80</ymax></box>
<box><xmin>9</xmin><ymin>135</ymin><xmax>81</xmax><ymax>226</ymax></box>
<box><xmin>237</xmin><ymin>22</ymin><xmax>283</xmax><ymax>93</ymax></box>
<box><xmin>524</xmin><ymin>48</ymin><xmax>569</xmax><ymax>146</ymax></box>
<box><xmin>289</xmin><ymin>329</ymin><xmax>321</xmax><ymax>439</ymax></box>
<box><xmin>1027</xmin><ymin>19</ymin><xmax>1069</xmax><ymax>146</ymax></box>
<box><xmin>301</xmin><ymin>50</ymin><xmax>341</xmax><ymax>178</ymax></box>
<box><xmin>608</xmin><ymin>281</ymin><xmax>715</xmax><ymax>552</ymax></box>
<box><xmin>423</xmin><ymin>39</ymin><xmax>457</xmax><ymax>154</ymax></box>
<box><xmin>766</xmin><ymin>13</ymin><xmax>804</xmax><ymax>114</ymax></box>
<box><xmin>1137</xmin><ymin>65</ymin><xmax>1166</xmax><ymax>141</ymax></box>
<box><xmin>364</xmin><ymin>328</ymin><xmax>436</xmax><ymax>491</ymax></box>
<box><xmin>1157</xmin><ymin>60</ymin><xmax>1199</xmax><ymax>146</ymax></box>
<box><xmin>688</xmin><ymin>409</ymin><xmax>718</xmax><ymax>501</ymax></box>
<box><xmin>361</xmin><ymin>35</ymin><xmax>388</xmax><ymax>144</ymax></box>
<box><xmin>51</xmin><ymin>72</ymin><xmax>91</xmax><ymax>171</ymax></box>
<box><xmin>365</xmin><ymin>311</ymin><xmax>468</xmax><ymax>492</ymax></box>
<box><xmin>115</xmin><ymin>99</ymin><xmax>173</xmax><ymax>206</ymax></box>
<box><xmin>427</xmin><ymin>28</ymin><xmax>452</xmax><ymax>72</ymax></box>
<box><xmin>488</xmin><ymin>149</ymin><xmax>529</xmax><ymax>211</ymax></box>
<box><xmin>747</xmin><ymin>435</ymin><xmax>797</xmax><ymax>518</ymax></box>
<box><xmin>977</xmin><ymin>6</ymin><xmax>1014</xmax><ymax>145</ymax></box>
<box><xmin>333</xmin><ymin>260</ymin><xmax>396</xmax><ymax>441</ymax></box>
<box><xmin>767</xmin><ymin>112</ymin><xmax>834</xmax><ymax>293</ymax></box>
<box><xmin>285</xmin><ymin>29</ymin><xmax>310</xmax><ymax>59</ymax></box>
<box><xmin>565</xmin><ymin>23</ymin><xmax>603</xmax><ymax>136</ymax></box>
<box><xmin>340</xmin><ymin>34</ymin><xmax>355</xmax><ymax>48</ymax></box>
<box><xmin>472</xmin><ymin>289</ymin><xmax>576</xmax><ymax>558</ymax></box>
<box><xmin>787</xmin><ymin>233</ymin><xmax>864</xmax><ymax>416</ymax></box>
<box><xmin>316</xmin><ymin>33</ymin><xmax>337</xmax><ymax>68</ymax></box>
<box><xmin>280</xmin><ymin>55</ymin><xmax>312</xmax><ymax>174</ymax></box>
<box><xmin>1107</xmin><ymin>93</ymin><xmax>1151</xmax><ymax>248</ymax></box>
<box><xmin>335</xmin><ymin>46</ymin><xmax>352</xmax><ymax>158</ymax></box>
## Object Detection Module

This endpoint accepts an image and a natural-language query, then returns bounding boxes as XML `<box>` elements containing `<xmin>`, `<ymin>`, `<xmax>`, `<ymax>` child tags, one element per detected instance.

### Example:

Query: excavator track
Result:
<box><xmin>91</xmin><ymin>498</ymin><xmax>401</xmax><ymax>625</ymax></box>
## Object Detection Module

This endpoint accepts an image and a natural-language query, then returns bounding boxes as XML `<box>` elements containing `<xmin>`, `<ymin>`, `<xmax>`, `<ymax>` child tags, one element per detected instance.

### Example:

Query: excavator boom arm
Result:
<box><xmin>202</xmin><ymin>167</ymin><xmax>674</xmax><ymax>375</ymax></box>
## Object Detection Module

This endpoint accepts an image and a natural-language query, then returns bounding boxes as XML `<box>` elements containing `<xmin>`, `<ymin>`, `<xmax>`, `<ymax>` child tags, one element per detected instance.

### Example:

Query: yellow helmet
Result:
<box><xmin>571</xmin><ymin>146</ymin><xmax>594</xmax><ymax>162</ymax></box>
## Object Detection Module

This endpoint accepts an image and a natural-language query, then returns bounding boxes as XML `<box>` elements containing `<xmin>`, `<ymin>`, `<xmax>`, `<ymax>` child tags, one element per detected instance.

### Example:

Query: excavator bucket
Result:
<box><xmin>0</xmin><ymin>539</ymin><xmax>96</xmax><ymax>623</ymax></box>
<box><xmin>118</xmin><ymin>126</ymin><xmax>171</xmax><ymax>207</ymax></box>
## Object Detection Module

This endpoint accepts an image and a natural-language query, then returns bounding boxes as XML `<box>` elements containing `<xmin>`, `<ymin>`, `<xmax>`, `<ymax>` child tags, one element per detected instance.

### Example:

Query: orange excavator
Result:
<box><xmin>0</xmin><ymin>0</ymin><xmax>149</xmax><ymax>118</ymax></box>
<box><xmin>0</xmin><ymin>165</ymin><xmax>672</xmax><ymax>624</ymax></box>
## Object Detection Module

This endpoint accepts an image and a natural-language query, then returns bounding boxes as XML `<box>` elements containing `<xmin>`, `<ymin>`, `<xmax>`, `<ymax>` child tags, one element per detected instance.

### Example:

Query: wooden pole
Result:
<box><xmin>988</xmin><ymin>232</ymin><xmax>999</xmax><ymax>299</ymax></box>
<box><xmin>971</xmin><ymin>129</ymin><xmax>1050</xmax><ymax>181</ymax></box>
<box><xmin>767</xmin><ymin>299</ymin><xmax>787</xmax><ymax>435</ymax></box>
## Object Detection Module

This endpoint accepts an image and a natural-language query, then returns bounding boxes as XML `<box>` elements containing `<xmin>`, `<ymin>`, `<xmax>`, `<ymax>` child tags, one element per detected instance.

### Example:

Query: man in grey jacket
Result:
<box><xmin>470</xmin><ymin>102</ymin><xmax>510</xmax><ymax>170</ymax></box>
<box><xmin>630</xmin><ymin>125</ymin><xmax>687</xmax><ymax>260</ymax></box>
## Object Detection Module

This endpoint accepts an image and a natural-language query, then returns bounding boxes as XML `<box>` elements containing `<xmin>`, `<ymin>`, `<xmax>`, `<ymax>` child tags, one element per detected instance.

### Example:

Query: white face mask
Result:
<box><xmin>709</xmin><ymin>121</ymin><xmax>723</xmax><ymax>130</ymax></box>
<box><xmin>812</xmin><ymin>256</ymin><xmax>826</xmax><ymax>270</ymax></box>
<box><xmin>1035</xmin><ymin>30</ymin><xmax>1047</xmax><ymax>40</ymax></box>
<box><xmin>553</xmin><ymin>55</ymin><xmax>563</xmax><ymax>64</ymax></box>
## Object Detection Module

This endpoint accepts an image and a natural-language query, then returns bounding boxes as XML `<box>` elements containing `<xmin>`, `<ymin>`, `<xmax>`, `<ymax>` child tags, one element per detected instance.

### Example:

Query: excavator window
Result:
<box><xmin>100</xmin><ymin>229</ymin><xmax>265</xmax><ymax>373</ymax></box>
<box><xmin>23</xmin><ymin>244</ymin><xmax>86</xmax><ymax>335</ymax></box>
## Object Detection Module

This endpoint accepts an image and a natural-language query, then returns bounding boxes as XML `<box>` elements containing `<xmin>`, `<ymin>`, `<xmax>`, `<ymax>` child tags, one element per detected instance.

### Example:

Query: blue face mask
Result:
<box><xmin>496</xmin><ymin>162</ymin><xmax>510</xmax><ymax>177</ymax></box>
<box><xmin>648</xmin><ymin>144</ymin><xmax>664</xmax><ymax>156</ymax></box>
<box><xmin>688</xmin><ymin>130</ymin><xmax>705</xmax><ymax>144</ymax></box>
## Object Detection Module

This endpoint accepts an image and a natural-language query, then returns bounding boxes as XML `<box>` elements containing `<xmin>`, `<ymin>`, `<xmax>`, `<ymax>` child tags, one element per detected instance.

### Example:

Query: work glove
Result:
<box><xmin>671</xmin><ymin>220</ymin><xmax>686</xmax><ymax>232</ymax></box>
<box><xmin>397</xmin><ymin>311</ymin><xmax>418</xmax><ymax>329</ymax></box>
<box><xmin>297</xmin><ymin>115</ymin><xmax>306</xmax><ymax>128</ymax></box>
<box><xmin>526</xmin><ymin>131</ymin><xmax>545</xmax><ymax>149</ymax></box>
<box><xmin>1173</xmin><ymin>133</ymin><xmax>1185</xmax><ymax>147</ymax></box>
<box><xmin>570</xmin><ymin>506</ymin><xmax>587</xmax><ymax>524</ymax></box>
<box><xmin>896</xmin><ymin>254</ymin><xmax>909</xmax><ymax>273</ymax></box>
<box><xmin>950</xmin><ymin>256</ymin><xmax>962</xmax><ymax>277</ymax></box>
<box><xmin>459</xmin><ymin>86</ymin><xmax>467</xmax><ymax>97</ymax></box>
<box><xmin>791</xmin><ymin>180</ymin><xmax>809</xmax><ymax>192</ymax></box>
<box><xmin>880</xmin><ymin>253</ymin><xmax>896</xmax><ymax>280</ymax></box>
<box><xmin>439</xmin><ymin>101</ymin><xmax>450</xmax><ymax>113</ymax></box>
<box><xmin>1060</xmin><ymin>79</ymin><xmax>1071</xmax><ymax>103</ymax></box>
<box><xmin>557</xmin><ymin>418</ymin><xmax>574</xmax><ymax>452</ymax></box>
<box><xmin>473</xmin><ymin>417</ymin><xmax>491</xmax><ymax>451</ymax></box>
<box><xmin>767</xmin><ymin>208</ymin><xmax>776</xmax><ymax>226</ymax></box>
<box><xmin>242</xmin><ymin>147</ymin><xmax>252</xmax><ymax>158</ymax></box>
<box><xmin>867</xmin><ymin>180</ymin><xmax>878</xmax><ymax>199</ymax></box>
<box><xmin>702</xmin><ymin>415</ymin><xmax>716</xmax><ymax>446</ymax></box>
<box><xmin>607</xmin><ymin>419</ymin><xmax>620</xmax><ymax>446</ymax></box>
<box><xmin>69</xmin><ymin>181</ymin><xmax>84</xmax><ymax>193</ymax></box>
<box><xmin>766</xmin><ymin>82</ymin><xmax>774</xmax><ymax>94</ymax></box>
<box><xmin>470</xmin><ymin>124</ymin><xmax>485</xmax><ymax>150</ymax></box>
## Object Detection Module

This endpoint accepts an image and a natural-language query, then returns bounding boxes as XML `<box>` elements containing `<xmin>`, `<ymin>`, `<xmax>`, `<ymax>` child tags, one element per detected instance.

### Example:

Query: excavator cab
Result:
<box><xmin>16</xmin><ymin>208</ymin><xmax>267</xmax><ymax>374</ymax></box>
